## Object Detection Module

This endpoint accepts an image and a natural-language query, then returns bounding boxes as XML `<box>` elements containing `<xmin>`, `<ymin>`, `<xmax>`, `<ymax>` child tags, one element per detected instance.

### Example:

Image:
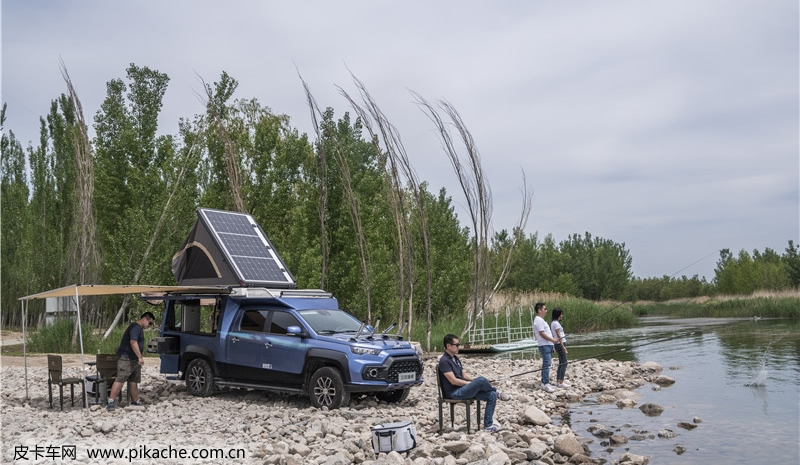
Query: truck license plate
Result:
<box><xmin>398</xmin><ymin>372</ymin><xmax>415</xmax><ymax>382</ymax></box>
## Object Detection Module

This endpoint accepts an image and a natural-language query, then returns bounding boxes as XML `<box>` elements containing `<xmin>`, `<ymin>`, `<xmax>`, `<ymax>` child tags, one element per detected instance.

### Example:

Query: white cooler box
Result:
<box><xmin>370</xmin><ymin>421</ymin><xmax>417</xmax><ymax>454</ymax></box>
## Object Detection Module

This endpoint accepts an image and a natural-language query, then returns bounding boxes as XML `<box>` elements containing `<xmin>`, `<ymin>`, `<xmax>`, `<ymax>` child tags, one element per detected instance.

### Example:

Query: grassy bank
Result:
<box><xmin>631</xmin><ymin>291</ymin><xmax>800</xmax><ymax>319</ymax></box>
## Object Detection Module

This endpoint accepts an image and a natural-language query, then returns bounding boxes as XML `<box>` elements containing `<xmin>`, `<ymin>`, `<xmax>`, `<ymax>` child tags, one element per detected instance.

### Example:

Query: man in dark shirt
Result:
<box><xmin>107</xmin><ymin>312</ymin><xmax>155</xmax><ymax>411</ymax></box>
<box><xmin>438</xmin><ymin>333</ymin><xmax>511</xmax><ymax>432</ymax></box>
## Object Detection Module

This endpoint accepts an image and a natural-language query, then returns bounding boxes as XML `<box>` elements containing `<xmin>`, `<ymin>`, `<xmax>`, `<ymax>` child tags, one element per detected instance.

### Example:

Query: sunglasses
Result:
<box><xmin>449</xmin><ymin>342</ymin><xmax>461</xmax><ymax>347</ymax></box>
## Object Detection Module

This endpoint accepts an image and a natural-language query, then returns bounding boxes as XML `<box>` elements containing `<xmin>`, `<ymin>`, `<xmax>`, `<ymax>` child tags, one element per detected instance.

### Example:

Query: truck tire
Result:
<box><xmin>186</xmin><ymin>358</ymin><xmax>215</xmax><ymax>397</ymax></box>
<box><xmin>309</xmin><ymin>367</ymin><xmax>350</xmax><ymax>409</ymax></box>
<box><xmin>376</xmin><ymin>387</ymin><xmax>410</xmax><ymax>403</ymax></box>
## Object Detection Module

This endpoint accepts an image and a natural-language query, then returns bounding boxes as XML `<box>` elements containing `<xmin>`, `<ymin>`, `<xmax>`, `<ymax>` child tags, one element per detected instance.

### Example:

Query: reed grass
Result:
<box><xmin>632</xmin><ymin>294</ymin><xmax>800</xmax><ymax>319</ymax></box>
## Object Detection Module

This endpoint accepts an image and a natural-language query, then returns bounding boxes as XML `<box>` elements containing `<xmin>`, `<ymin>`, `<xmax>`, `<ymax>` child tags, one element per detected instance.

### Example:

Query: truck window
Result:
<box><xmin>269</xmin><ymin>311</ymin><xmax>301</xmax><ymax>335</ymax></box>
<box><xmin>240</xmin><ymin>309</ymin><xmax>268</xmax><ymax>332</ymax></box>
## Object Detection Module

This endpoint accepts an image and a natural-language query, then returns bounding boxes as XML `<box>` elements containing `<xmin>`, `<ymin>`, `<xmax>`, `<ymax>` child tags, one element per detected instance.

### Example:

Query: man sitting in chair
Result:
<box><xmin>438</xmin><ymin>334</ymin><xmax>511</xmax><ymax>432</ymax></box>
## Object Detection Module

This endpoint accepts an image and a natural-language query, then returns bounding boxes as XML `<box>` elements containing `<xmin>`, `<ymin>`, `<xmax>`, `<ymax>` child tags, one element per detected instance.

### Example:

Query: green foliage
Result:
<box><xmin>25</xmin><ymin>319</ymin><xmax>160</xmax><ymax>355</ymax></box>
<box><xmin>505</xmin><ymin>232</ymin><xmax>632</xmax><ymax>300</ymax></box>
<box><xmin>625</xmin><ymin>274</ymin><xmax>714</xmax><ymax>301</ymax></box>
<box><xmin>714</xmin><ymin>246</ymin><xmax>794</xmax><ymax>295</ymax></box>
<box><xmin>27</xmin><ymin>319</ymin><xmax>100</xmax><ymax>354</ymax></box>
<box><xmin>1</xmin><ymin>107</ymin><xmax>34</xmax><ymax>325</ymax></box>
<box><xmin>784</xmin><ymin>240</ymin><xmax>800</xmax><ymax>287</ymax></box>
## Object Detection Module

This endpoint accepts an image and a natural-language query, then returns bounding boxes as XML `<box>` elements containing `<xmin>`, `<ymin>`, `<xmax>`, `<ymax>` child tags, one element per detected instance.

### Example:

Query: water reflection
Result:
<box><xmin>483</xmin><ymin>317</ymin><xmax>799</xmax><ymax>465</ymax></box>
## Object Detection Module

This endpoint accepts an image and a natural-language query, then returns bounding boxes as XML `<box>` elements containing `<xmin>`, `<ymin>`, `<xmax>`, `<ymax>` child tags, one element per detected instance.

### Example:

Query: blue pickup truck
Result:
<box><xmin>147</xmin><ymin>287</ymin><xmax>423</xmax><ymax>409</ymax></box>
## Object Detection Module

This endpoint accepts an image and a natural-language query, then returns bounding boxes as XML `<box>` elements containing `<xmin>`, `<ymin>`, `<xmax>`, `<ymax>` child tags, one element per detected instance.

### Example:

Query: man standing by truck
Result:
<box><xmin>107</xmin><ymin>312</ymin><xmax>155</xmax><ymax>411</ymax></box>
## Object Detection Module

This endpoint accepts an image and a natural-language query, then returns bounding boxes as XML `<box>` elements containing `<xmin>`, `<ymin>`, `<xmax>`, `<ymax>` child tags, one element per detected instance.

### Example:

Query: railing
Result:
<box><xmin>465</xmin><ymin>306</ymin><xmax>535</xmax><ymax>345</ymax></box>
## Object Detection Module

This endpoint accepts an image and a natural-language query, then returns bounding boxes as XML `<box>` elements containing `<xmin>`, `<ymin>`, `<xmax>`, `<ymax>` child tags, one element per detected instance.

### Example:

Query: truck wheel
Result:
<box><xmin>376</xmin><ymin>388</ymin><xmax>410</xmax><ymax>403</ymax></box>
<box><xmin>186</xmin><ymin>358</ymin><xmax>215</xmax><ymax>397</ymax></box>
<box><xmin>309</xmin><ymin>367</ymin><xmax>350</xmax><ymax>409</ymax></box>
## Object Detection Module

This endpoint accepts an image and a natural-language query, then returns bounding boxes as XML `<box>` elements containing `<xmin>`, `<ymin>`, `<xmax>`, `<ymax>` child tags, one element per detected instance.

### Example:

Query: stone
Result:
<box><xmin>639</xmin><ymin>403</ymin><xmax>664</xmax><ymax>416</ymax></box>
<box><xmin>442</xmin><ymin>440</ymin><xmax>470</xmax><ymax>454</ymax></box>
<box><xmin>523</xmin><ymin>405</ymin><xmax>553</xmax><ymax>426</ymax></box>
<box><xmin>654</xmin><ymin>375</ymin><xmax>675</xmax><ymax>386</ymax></box>
<box><xmin>677</xmin><ymin>421</ymin><xmax>697</xmax><ymax>430</ymax></box>
<box><xmin>569</xmin><ymin>453</ymin><xmax>595</xmax><ymax>463</ymax></box>
<box><xmin>553</xmin><ymin>433</ymin><xmax>584</xmax><ymax>457</ymax></box>
<box><xmin>459</xmin><ymin>444</ymin><xmax>487</xmax><ymax>463</ymax></box>
<box><xmin>0</xmin><ymin>355</ymin><xmax>671</xmax><ymax>465</ymax></box>
<box><xmin>640</xmin><ymin>362</ymin><xmax>662</xmax><ymax>373</ymax></box>
<box><xmin>522</xmin><ymin>438</ymin><xmax>549</xmax><ymax>459</ymax></box>
<box><xmin>619</xmin><ymin>452</ymin><xmax>650</xmax><ymax>464</ymax></box>
<box><xmin>597</xmin><ymin>394</ymin><xmax>617</xmax><ymax>403</ymax></box>
<box><xmin>609</xmin><ymin>434</ymin><xmax>628</xmax><ymax>445</ymax></box>
<box><xmin>100</xmin><ymin>421</ymin><xmax>115</xmax><ymax>434</ymax></box>
<box><xmin>616</xmin><ymin>399</ymin><xmax>637</xmax><ymax>409</ymax></box>
<box><xmin>658</xmin><ymin>429</ymin><xmax>677</xmax><ymax>439</ymax></box>
<box><xmin>290</xmin><ymin>442</ymin><xmax>312</xmax><ymax>456</ymax></box>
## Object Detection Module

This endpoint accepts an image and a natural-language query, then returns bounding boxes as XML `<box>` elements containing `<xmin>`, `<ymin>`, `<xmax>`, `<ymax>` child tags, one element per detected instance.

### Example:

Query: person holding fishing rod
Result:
<box><xmin>550</xmin><ymin>308</ymin><xmax>570</xmax><ymax>389</ymax></box>
<box><xmin>533</xmin><ymin>302</ymin><xmax>561</xmax><ymax>393</ymax></box>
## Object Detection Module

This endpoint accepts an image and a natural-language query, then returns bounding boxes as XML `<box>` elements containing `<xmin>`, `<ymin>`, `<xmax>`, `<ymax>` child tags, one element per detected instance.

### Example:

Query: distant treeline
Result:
<box><xmin>2</xmin><ymin>64</ymin><xmax>798</xmax><ymax>330</ymax></box>
<box><xmin>625</xmin><ymin>243</ymin><xmax>800</xmax><ymax>301</ymax></box>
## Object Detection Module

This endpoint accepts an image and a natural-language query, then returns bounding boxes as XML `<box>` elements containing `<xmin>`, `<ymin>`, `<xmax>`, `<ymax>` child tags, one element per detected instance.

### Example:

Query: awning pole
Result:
<box><xmin>74</xmin><ymin>287</ymin><xmax>89</xmax><ymax>413</ymax></box>
<box><xmin>23</xmin><ymin>300</ymin><xmax>28</xmax><ymax>400</ymax></box>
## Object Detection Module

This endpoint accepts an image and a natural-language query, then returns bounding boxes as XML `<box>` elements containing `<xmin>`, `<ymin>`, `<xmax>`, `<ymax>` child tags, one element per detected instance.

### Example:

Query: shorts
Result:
<box><xmin>116</xmin><ymin>357</ymin><xmax>141</xmax><ymax>384</ymax></box>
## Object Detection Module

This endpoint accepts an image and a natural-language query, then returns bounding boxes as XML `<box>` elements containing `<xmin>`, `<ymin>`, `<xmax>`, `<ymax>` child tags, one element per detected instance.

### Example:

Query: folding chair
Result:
<box><xmin>436</xmin><ymin>367</ymin><xmax>481</xmax><ymax>433</ymax></box>
<box><xmin>47</xmin><ymin>355</ymin><xmax>84</xmax><ymax>410</ymax></box>
<box><xmin>95</xmin><ymin>354</ymin><xmax>119</xmax><ymax>404</ymax></box>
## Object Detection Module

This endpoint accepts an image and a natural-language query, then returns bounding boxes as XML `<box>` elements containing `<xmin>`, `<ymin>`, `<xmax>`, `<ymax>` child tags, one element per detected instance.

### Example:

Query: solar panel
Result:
<box><xmin>199</xmin><ymin>208</ymin><xmax>296</xmax><ymax>287</ymax></box>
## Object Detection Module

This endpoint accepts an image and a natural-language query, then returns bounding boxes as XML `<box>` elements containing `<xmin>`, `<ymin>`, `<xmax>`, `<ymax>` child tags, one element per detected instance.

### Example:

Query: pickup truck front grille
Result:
<box><xmin>386</xmin><ymin>357</ymin><xmax>423</xmax><ymax>382</ymax></box>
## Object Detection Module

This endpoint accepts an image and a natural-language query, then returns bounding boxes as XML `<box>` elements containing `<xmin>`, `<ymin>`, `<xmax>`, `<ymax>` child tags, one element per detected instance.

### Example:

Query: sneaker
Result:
<box><xmin>542</xmin><ymin>384</ymin><xmax>556</xmax><ymax>393</ymax></box>
<box><xmin>497</xmin><ymin>391</ymin><xmax>511</xmax><ymax>401</ymax></box>
<box><xmin>484</xmin><ymin>425</ymin><xmax>498</xmax><ymax>433</ymax></box>
<box><xmin>130</xmin><ymin>400</ymin><xmax>143</xmax><ymax>406</ymax></box>
<box><xmin>106</xmin><ymin>402</ymin><xmax>115</xmax><ymax>412</ymax></box>
<box><xmin>556</xmin><ymin>382</ymin><xmax>571</xmax><ymax>389</ymax></box>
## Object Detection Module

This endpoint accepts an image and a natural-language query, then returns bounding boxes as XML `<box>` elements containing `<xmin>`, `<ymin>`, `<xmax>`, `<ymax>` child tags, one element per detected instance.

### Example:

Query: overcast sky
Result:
<box><xmin>3</xmin><ymin>1</ymin><xmax>798</xmax><ymax>280</ymax></box>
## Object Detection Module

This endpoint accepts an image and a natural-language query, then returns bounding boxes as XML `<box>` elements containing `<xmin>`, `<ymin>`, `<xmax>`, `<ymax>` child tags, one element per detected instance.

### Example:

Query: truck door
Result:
<box><xmin>225</xmin><ymin>309</ymin><xmax>270</xmax><ymax>383</ymax></box>
<box><xmin>262</xmin><ymin>310</ymin><xmax>308</xmax><ymax>387</ymax></box>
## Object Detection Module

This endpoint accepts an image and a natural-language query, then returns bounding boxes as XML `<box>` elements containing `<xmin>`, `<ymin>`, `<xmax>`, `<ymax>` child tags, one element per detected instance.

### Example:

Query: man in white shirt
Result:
<box><xmin>533</xmin><ymin>302</ymin><xmax>560</xmax><ymax>392</ymax></box>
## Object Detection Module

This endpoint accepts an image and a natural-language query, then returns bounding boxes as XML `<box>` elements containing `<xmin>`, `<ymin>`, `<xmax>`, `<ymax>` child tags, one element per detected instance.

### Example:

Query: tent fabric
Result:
<box><xmin>171</xmin><ymin>216</ymin><xmax>242</xmax><ymax>286</ymax></box>
<box><xmin>18</xmin><ymin>284</ymin><xmax>230</xmax><ymax>301</ymax></box>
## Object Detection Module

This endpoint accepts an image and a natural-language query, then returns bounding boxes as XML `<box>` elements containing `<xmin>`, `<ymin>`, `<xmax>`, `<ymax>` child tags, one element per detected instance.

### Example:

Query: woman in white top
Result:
<box><xmin>550</xmin><ymin>308</ymin><xmax>570</xmax><ymax>388</ymax></box>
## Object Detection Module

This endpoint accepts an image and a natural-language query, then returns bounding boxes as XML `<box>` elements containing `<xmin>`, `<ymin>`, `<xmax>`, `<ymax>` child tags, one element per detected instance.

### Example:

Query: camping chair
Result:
<box><xmin>436</xmin><ymin>367</ymin><xmax>481</xmax><ymax>434</ymax></box>
<box><xmin>94</xmin><ymin>354</ymin><xmax>120</xmax><ymax>404</ymax></box>
<box><xmin>47</xmin><ymin>355</ymin><xmax>84</xmax><ymax>410</ymax></box>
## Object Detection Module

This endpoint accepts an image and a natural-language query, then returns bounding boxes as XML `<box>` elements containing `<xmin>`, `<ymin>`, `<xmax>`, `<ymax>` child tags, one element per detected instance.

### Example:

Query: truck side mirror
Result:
<box><xmin>287</xmin><ymin>326</ymin><xmax>306</xmax><ymax>337</ymax></box>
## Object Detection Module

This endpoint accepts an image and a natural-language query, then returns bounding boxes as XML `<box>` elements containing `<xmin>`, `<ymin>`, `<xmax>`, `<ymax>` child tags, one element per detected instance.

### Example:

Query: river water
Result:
<box><xmin>492</xmin><ymin>316</ymin><xmax>800</xmax><ymax>464</ymax></box>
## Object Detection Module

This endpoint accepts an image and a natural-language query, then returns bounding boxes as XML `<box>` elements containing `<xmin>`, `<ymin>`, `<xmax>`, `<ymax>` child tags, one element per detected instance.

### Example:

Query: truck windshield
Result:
<box><xmin>297</xmin><ymin>309</ymin><xmax>363</xmax><ymax>334</ymax></box>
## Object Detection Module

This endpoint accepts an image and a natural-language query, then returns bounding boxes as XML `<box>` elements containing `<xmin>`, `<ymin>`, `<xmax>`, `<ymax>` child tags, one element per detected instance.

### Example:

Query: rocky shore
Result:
<box><xmin>1</xmin><ymin>354</ymin><xmax>667</xmax><ymax>464</ymax></box>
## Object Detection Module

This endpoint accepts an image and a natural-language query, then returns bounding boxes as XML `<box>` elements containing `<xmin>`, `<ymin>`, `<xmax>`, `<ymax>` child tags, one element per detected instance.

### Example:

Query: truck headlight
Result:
<box><xmin>351</xmin><ymin>346</ymin><xmax>381</xmax><ymax>356</ymax></box>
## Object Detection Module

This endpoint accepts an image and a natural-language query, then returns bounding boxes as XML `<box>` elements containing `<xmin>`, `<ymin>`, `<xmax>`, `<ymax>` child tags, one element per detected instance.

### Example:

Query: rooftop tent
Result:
<box><xmin>171</xmin><ymin>208</ymin><xmax>297</xmax><ymax>288</ymax></box>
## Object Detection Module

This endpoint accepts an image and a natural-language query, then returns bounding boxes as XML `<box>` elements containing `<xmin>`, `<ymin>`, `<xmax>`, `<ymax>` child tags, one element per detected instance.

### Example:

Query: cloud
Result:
<box><xmin>2</xmin><ymin>0</ymin><xmax>797</xmax><ymax>280</ymax></box>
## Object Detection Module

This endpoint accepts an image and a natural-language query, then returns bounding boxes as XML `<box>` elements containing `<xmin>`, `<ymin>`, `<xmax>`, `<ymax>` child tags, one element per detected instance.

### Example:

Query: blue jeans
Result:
<box><xmin>553</xmin><ymin>345</ymin><xmax>568</xmax><ymax>382</ymax></box>
<box><xmin>449</xmin><ymin>376</ymin><xmax>498</xmax><ymax>428</ymax></box>
<box><xmin>538</xmin><ymin>345</ymin><xmax>553</xmax><ymax>385</ymax></box>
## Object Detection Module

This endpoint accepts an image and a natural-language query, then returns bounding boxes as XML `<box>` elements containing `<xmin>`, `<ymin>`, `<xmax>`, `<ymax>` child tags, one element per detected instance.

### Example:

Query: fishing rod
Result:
<box><xmin>490</xmin><ymin>330</ymin><xmax>697</xmax><ymax>382</ymax></box>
